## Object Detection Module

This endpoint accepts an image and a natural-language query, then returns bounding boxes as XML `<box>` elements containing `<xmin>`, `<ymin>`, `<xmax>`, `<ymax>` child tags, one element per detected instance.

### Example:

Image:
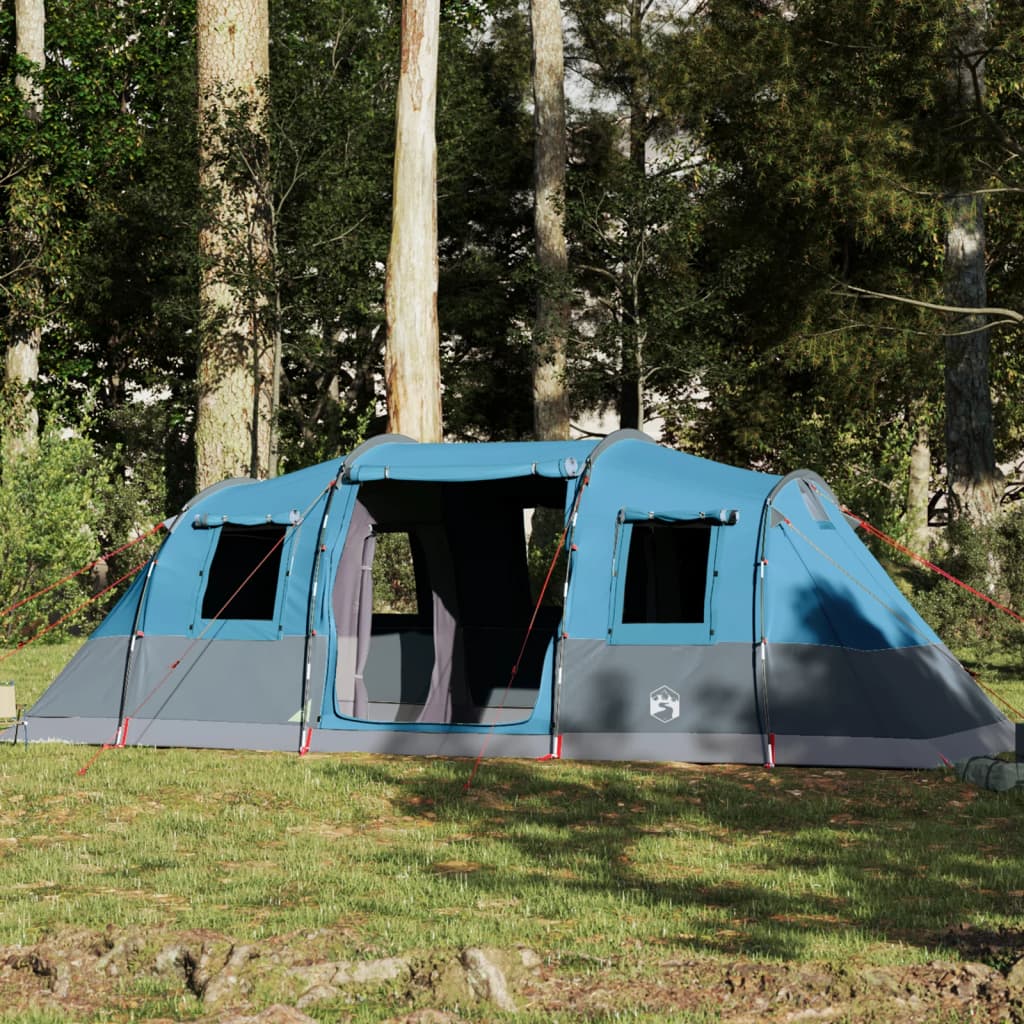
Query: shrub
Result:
<box><xmin>0</xmin><ymin>422</ymin><xmax>163</xmax><ymax>646</ymax></box>
<box><xmin>910</xmin><ymin>510</ymin><xmax>1024</xmax><ymax>652</ymax></box>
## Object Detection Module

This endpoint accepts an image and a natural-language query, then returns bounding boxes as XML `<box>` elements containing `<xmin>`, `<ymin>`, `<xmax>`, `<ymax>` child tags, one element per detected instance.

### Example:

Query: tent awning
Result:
<box><xmin>617</xmin><ymin>507</ymin><xmax>740</xmax><ymax>525</ymax></box>
<box><xmin>342</xmin><ymin>439</ymin><xmax>598</xmax><ymax>484</ymax></box>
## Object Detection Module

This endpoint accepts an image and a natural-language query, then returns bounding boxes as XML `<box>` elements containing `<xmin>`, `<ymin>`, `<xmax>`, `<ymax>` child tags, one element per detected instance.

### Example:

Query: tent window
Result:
<box><xmin>371</xmin><ymin>529</ymin><xmax>426</xmax><ymax>617</ymax></box>
<box><xmin>611</xmin><ymin>520</ymin><xmax>719</xmax><ymax>644</ymax></box>
<box><xmin>201</xmin><ymin>524</ymin><xmax>285</xmax><ymax>620</ymax></box>
<box><xmin>622</xmin><ymin>523</ymin><xmax>712</xmax><ymax>624</ymax></box>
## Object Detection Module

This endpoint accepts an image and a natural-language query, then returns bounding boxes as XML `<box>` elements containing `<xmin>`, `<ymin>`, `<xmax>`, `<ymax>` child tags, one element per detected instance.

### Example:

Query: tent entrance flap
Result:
<box><xmin>331</xmin><ymin>477</ymin><xmax>567</xmax><ymax>726</ymax></box>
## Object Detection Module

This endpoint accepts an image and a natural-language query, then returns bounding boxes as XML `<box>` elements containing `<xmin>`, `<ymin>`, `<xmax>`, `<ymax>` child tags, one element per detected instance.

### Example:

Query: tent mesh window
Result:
<box><xmin>371</xmin><ymin>530</ymin><xmax>422</xmax><ymax>616</ymax></box>
<box><xmin>201</xmin><ymin>524</ymin><xmax>286</xmax><ymax>620</ymax></box>
<box><xmin>622</xmin><ymin>523</ymin><xmax>712</xmax><ymax>624</ymax></box>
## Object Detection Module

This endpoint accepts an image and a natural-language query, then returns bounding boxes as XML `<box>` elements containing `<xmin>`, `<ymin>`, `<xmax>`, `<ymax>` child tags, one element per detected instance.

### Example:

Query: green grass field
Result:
<box><xmin>1</xmin><ymin>640</ymin><xmax>1022</xmax><ymax>1022</ymax></box>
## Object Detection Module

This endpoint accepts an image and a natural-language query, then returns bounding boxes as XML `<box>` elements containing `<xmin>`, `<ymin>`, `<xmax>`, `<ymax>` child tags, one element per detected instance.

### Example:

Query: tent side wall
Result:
<box><xmin>557</xmin><ymin>440</ymin><xmax>773</xmax><ymax>762</ymax></box>
<box><xmin>25</xmin><ymin>462</ymin><xmax>342</xmax><ymax>750</ymax></box>
<box><xmin>754</xmin><ymin>475</ymin><xmax>1013</xmax><ymax>766</ymax></box>
<box><xmin>556</xmin><ymin>443</ymin><xmax>1013</xmax><ymax>768</ymax></box>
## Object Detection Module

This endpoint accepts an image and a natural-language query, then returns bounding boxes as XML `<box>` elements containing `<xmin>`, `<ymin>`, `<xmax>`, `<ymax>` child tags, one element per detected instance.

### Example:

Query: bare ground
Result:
<box><xmin>2</xmin><ymin>924</ymin><xmax>1023</xmax><ymax>1022</ymax></box>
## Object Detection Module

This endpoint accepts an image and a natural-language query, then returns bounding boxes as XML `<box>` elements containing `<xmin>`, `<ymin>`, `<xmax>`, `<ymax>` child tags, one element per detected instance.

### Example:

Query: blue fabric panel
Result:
<box><xmin>764</xmin><ymin>480</ymin><xmax>940</xmax><ymax>650</ymax></box>
<box><xmin>132</xmin><ymin>465</ymin><xmax>338</xmax><ymax>640</ymax></box>
<box><xmin>565</xmin><ymin>440</ymin><xmax>774</xmax><ymax>644</ymax></box>
<box><xmin>92</xmin><ymin>565</ymin><xmax>151</xmax><ymax>638</ymax></box>
<box><xmin>345</xmin><ymin>439</ymin><xmax>596</xmax><ymax>482</ymax></box>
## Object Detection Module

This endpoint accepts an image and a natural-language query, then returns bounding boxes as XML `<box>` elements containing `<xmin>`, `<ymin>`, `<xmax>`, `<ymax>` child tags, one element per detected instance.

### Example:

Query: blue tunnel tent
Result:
<box><xmin>19</xmin><ymin>430</ymin><xmax>1015</xmax><ymax>767</ymax></box>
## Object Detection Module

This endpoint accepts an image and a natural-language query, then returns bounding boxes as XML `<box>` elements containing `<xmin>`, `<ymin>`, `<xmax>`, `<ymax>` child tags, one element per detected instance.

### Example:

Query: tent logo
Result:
<box><xmin>649</xmin><ymin>685</ymin><xmax>680</xmax><ymax>724</ymax></box>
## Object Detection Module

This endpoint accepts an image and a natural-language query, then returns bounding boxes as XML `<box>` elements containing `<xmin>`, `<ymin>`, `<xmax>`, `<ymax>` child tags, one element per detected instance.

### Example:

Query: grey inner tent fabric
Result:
<box><xmin>331</xmin><ymin>477</ymin><xmax>566</xmax><ymax>725</ymax></box>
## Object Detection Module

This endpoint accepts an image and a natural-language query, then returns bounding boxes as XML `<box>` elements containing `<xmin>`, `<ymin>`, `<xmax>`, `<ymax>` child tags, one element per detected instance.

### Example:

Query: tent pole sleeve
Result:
<box><xmin>115</xmin><ymin>532</ymin><xmax>171</xmax><ymax>736</ymax></box>
<box><xmin>754</xmin><ymin>491</ymin><xmax>776</xmax><ymax>767</ymax></box>
<box><xmin>551</xmin><ymin>470</ymin><xmax>590</xmax><ymax>744</ymax></box>
<box><xmin>299</xmin><ymin>467</ymin><xmax>344</xmax><ymax>752</ymax></box>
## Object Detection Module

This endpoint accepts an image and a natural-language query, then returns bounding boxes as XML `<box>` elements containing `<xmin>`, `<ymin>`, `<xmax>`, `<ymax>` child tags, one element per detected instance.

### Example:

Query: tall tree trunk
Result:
<box><xmin>384</xmin><ymin>0</ymin><xmax>442</xmax><ymax>443</ymax></box>
<box><xmin>943</xmin><ymin>0</ymin><xmax>1000</xmax><ymax>525</ymax></box>
<box><xmin>906</xmin><ymin>415</ymin><xmax>932</xmax><ymax>555</ymax></box>
<box><xmin>619</xmin><ymin>0</ymin><xmax>647</xmax><ymax>432</ymax></box>
<box><xmin>195</xmin><ymin>0</ymin><xmax>275</xmax><ymax>490</ymax></box>
<box><xmin>530</xmin><ymin>0</ymin><xmax>570</xmax><ymax>442</ymax></box>
<box><xmin>3</xmin><ymin>0</ymin><xmax>46</xmax><ymax>465</ymax></box>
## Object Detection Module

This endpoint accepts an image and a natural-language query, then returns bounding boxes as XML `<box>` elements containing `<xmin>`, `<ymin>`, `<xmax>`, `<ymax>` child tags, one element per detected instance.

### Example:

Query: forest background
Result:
<box><xmin>2</xmin><ymin>0</ymin><xmax>1024</xmax><ymax>653</ymax></box>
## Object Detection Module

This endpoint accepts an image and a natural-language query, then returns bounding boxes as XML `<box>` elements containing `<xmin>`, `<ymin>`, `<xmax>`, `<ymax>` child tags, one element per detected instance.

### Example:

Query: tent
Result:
<box><xmin>17</xmin><ymin>430</ymin><xmax>1015</xmax><ymax>767</ymax></box>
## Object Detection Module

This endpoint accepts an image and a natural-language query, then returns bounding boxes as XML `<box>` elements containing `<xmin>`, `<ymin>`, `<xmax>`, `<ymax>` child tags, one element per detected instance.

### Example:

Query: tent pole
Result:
<box><xmin>754</xmin><ymin>495</ymin><xmax>776</xmax><ymax>768</ymax></box>
<box><xmin>550</xmin><ymin>469</ymin><xmax>590</xmax><ymax>753</ymax></box>
<box><xmin>114</xmin><ymin>546</ymin><xmax>166</xmax><ymax>745</ymax></box>
<box><xmin>298</xmin><ymin>468</ymin><xmax>344</xmax><ymax>754</ymax></box>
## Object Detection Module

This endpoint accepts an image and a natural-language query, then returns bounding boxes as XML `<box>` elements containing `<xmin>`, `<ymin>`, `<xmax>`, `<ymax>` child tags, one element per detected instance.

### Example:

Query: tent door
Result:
<box><xmin>332</xmin><ymin>479</ymin><xmax>565</xmax><ymax>727</ymax></box>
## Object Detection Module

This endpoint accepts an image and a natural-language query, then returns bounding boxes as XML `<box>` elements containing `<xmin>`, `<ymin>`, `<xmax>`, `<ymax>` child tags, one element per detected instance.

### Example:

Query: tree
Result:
<box><xmin>530</xmin><ymin>0</ymin><xmax>570</xmax><ymax>440</ymax></box>
<box><xmin>943</xmin><ymin>0</ymin><xmax>1001</xmax><ymax>525</ymax></box>
<box><xmin>655</xmin><ymin>0</ymin><xmax>979</xmax><ymax>531</ymax></box>
<box><xmin>3</xmin><ymin>0</ymin><xmax>46</xmax><ymax>464</ymax></box>
<box><xmin>195</xmin><ymin>0</ymin><xmax>276</xmax><ymax>489</ymax></box>
<box><xmin>385</xmin><ymin>0</ymin><xmax>443</xmax><ymax>443</ymax></box>
<box><xmin>564</xmin><ymin>0</ymin><xmax>706</xmax><ymax>433</ymax></box>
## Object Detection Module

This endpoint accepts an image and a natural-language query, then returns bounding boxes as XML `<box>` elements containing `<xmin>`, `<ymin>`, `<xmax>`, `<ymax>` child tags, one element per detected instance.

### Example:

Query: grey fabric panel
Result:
<box><xmin>7</xmin><ymin>716</ymin><xmax>550</xmax><ymax>758</ymax></box>
<box><xmin>560</xmin><ymin>721</ymin><xmax>1013</xmax><ymax>767</ymax></box>
<box><xmin>361</xmin><ymin>701</ymin><xmax>535</xmax><ymax>725</ymax></box>
<box><xmin>15</xmin><ymin>717</ymin><xmax>298</xmax><ymax>750</ymax></box>
<box><xmin>362</xmin><ymin>630</ymin><xmax>434</xmax><ymax>703</ymax></box>
<box><xmin>309</xmin><ymin>728</ymin><xmax>550</xmax><ymax>758</ymax></box>
<box><xmin>561</xmin><ymin>731</ymin><xmax>765</xmax><ymax>763</ymax></box>
<box><xmin>28</xmin><ymin>636</ymin><xmax>131</xmax><ymax>719</ymax></box>
<box><xmin>333</xmin><ymin>499</ymin><xmax>375</xmax><ymax>717</ymax></box>
<box><xmin>764</xmin><ymin>642</ymin><xmax>1005</xmax><ymax>738</ymax></box>
<box><xmin>10</xmin><ymin>716</ymin><xmax>119</xmax><ymax>745</ymax></box>
<box><xmin>353</xmin><ymin>529</ymin><xmax>376</xmax><ymax>717</ymax></box>
<box><xmin>772</xmin><ymin>720</ymin><xmax>1015</xmax><ymax>767</ymax></box>
<box><xmin>559</xmin><ymin>638</ymin><xmax>1006</xmax><ymax>742</ymax></box>
<box><xmin>558</xmin><ymin>639</ymin><xmax>761</xmax><ymax>735</ymax></box>
<box><xmin>123</xmin><ymin>636</ymin><xmax>318</xmax><ymax>724</ymax></box>
<box><xmin>417</xmin><ymin>522</ymin><xmax>468</xmax><ymax>724</ymax></box>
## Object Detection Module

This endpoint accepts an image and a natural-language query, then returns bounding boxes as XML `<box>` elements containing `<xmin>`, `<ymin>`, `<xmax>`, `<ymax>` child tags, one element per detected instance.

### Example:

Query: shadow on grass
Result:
<box><xmin>315</xmin><ymin>754</ymin><xmax>1024</xmax><ymax>963</ymax></box>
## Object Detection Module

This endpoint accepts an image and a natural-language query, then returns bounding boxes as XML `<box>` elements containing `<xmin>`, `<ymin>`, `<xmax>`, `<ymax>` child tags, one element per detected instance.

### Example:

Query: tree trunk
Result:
<box><xmin>906</xmin><ymin>416</ymin><xmax>931</xmax><ymax>555</ymax></box>
<box><xmin>3</xmin><ymin>0</ymin><xmax>46</xmax><ymax>465</ymax></box>
<box><xmin>384</xmin><ymin>0</ymin><xmax>442</xmax><ymax>443</ymax></box>
<box><xmin>943</xmin><ymin>0</ymin><xmax>1000</xmax><ymax>525</ymax></box>
<box><xmin>195</xmin><ymin>0</ymin><xmax>275</xmax><ymax>490</ymax></box>
<box><xmin>619</xmin><ymin>0</ymin><xmax>647</xmax><ymax>432</ymax></box>
<box><xmin>530</xmin><ymin>0</ymin><xmax>570</xmax><ymax>442</ymax></box>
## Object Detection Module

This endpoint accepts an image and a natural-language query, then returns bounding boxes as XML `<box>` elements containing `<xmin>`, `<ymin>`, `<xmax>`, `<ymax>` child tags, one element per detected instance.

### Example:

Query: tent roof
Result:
<box><xmin>342</xmin><ymin>436</ymin><xmax>601</xmax><ymax>483</ymax></box>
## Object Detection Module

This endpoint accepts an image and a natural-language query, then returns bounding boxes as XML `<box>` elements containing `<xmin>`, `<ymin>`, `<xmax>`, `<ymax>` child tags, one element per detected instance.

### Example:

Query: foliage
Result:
<box><xmin>0</xmin><ymin>417</ymin><xmax>162</xmax><ymax>646</ymax></box>
<box><xmin>371</xmin><ymin>530</ymin><xmax>420</xmax><ymax>615</ymax></box>
<box><xmin>563</xmin><ymin>0</ymin><xmax>708</xmax><ymax>428</ymax></box>
<box><xmin>910</xmin><ymin>508</ymin><xmax>1024</xmax><ymax>652</ymax></box>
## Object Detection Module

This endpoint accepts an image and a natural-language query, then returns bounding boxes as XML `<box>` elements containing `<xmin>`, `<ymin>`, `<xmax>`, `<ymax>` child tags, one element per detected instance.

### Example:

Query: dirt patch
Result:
<box><xmin>1</xmin><ymin>925</ymin><xmax>1022</xmax><ymax>1022</ymax></box>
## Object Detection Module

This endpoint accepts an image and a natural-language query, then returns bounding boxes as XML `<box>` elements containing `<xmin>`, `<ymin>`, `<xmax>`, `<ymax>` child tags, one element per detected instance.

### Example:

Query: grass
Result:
<box><xmin>2</xmin><ymin>745</ymin><xmax>1023</xmax><ymax>960</ymax></box>
<box><xmin>1</xmin><ymin>639</ymin><xmax>1022</xmax><ymax>1022</ymax></box>
<box><xmin>1</xmin><ymin>639</ymin><xmax>1023</xmax><ymax>962</ymax></box>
